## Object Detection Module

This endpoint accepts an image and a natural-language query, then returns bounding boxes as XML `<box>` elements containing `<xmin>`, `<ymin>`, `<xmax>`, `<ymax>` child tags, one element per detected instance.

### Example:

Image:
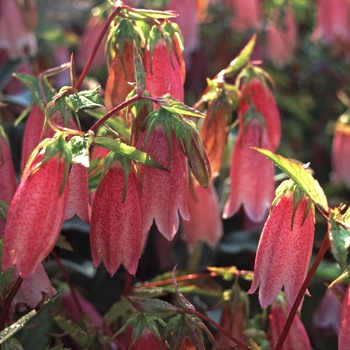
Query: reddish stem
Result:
<box><xmin>51</xmin><ymin>249</ymin><xmax>83</xmax><ymax>315</ymax></box>
<box><xmin>88</xmin><ymin>94</ymin><xmax>144</xmax><ymax>133</ymax></box>
<box><xmin>0</xmin><ymin>276</ymin><xmax>23</xmax><ymax>335</ymax></box>
<box><xmin>74</xmin><ymin>6</ymin><xmax>120</xmax><ymax>90</ymax></box>
<box><xmin>274</xmin><ymin>222</ymin><xmax>330</xmax><ymax>350</ymax></box>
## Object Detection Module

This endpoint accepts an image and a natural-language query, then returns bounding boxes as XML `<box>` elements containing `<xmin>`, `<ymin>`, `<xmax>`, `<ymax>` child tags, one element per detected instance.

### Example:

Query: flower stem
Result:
<box><xmin>88</xmin><ymin>94</ymin><xmax>144</xmax><ymax>133</ymax></box>
<box><xmin>0</xmin><ymin>276</ymin><xmax>23</xmax><ymax>335</ymax></box>
<box><xmin>51</xmin><ymin>249</ymin><xmax>83</xmax><ymax>315</ymax></box>
<box><xmin>274</xmin><ymin>221</ymin><xmax>330</xmax><ymax>350</ymax></box>
<box><xmin>74</xmin><ymin>6</ymin><xmax>120</xmax><ymax>90</ymax></box>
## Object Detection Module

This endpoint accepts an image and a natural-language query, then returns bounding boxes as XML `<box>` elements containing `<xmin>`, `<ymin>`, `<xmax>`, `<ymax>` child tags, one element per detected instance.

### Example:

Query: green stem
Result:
<box><xmin>74</xmin><ymin>6</ymin><xmax>120</xmax><ymax>90</ymax></box>
<box><xmin>274</xmin><ymin>222</ymin><xmax>330</xmax><ymax>350</ymax></box>
<box><xmin>186</xmin><ymin>241</ymin><xmax>204</xmax><ymax>272</ymax></box>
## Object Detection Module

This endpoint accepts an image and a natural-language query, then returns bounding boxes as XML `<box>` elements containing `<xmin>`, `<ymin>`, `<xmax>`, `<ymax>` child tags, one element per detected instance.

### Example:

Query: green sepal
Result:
<box><xmin>133</xmin><ymin>42</ymin><xmax>146</xmax><ymax>95</ymax></box>
<box><xmin>253</xmin><ymin>148</ymin><xmax>329</xmax><ymax>216</ymax></box>
<box><xmin>148</xmin><ymin>25</ymin><xmax>164</xmax><ymax>74</ymax></box>
<box><xmin>156</xmin><ymin>94</ymin><xmax>205</xmax><ymax>118</ymax></box>
<box><xmin>223</xmin><ymin>34</ymin><xmax>256</xmax><ymax>78</ymax></box>
<box><xmin>26</xmin><ymin>133</ymin><xmax>72</xmax><ymax>196</ymax></box>
<box><xmin>0</xmin><ymin>239</ymin><xmax>12</xmax><ymax>300</ymax></box>
<box><xmin>328</xmin><ymin>264</ymin><xmax>350</xmax><ymax>288</ymax></box>
<box><xmin>329</xmin><ymin>207</ymin><xmax>350</xmax><ymax>269</ymax></box>
<box><xmin>92</xmin><ymin>137</ymin><xmax>167</xmax><ymax>171</ymax></box>
<box><xmin>119</xmin><ymin>6</ymin><xmax>177</xmax><ymax>20</ymax></box>
<box><xmin>128</xmin><ymin>296</ymin><xmax>179</xmax><ymax>318</ymax></box>
<box><xmin>14</xmin><ymin>73</ymin><xmax>55</xmax><ymax>108</ymax></box>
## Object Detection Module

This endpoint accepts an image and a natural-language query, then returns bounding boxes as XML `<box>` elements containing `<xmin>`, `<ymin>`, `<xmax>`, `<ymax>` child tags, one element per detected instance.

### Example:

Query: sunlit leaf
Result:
<box><xmin>156</xmin><ymin>94</ymin><xmax>205</xmax><ymax>118</ymax></box>
<box><xmin>329</xmin><ymin>264</ymin><xmax>350</xmax><ymax>288</ymax></box>
<box><xmin>92</xmin><ymin>137</ymin><xmax>167</xmax><ymax>170</ymax></box>
<box><xmin>329</xmin><ymin>208</ymin><xmax>350</xmax><ymax>269</ymax></box>
<box><xmin>224</xmin><ymin>34</ymin><xmax>256</xmax><ymax>78</ymax></box>
<box><xmin>67</xmin><ymin>86</ymin><xmax>104</xmax><ymax>111</ymax></box>
<box><xmin>253</xmin><ymin>148</ymin><xmax>329</xmax><ymax>215</ymax></box>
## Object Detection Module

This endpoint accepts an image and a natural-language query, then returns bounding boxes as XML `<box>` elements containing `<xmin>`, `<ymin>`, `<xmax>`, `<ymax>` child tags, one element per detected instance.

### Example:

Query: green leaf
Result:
<box><xmin>68</xmin><ymin>133</ymin><xmax>93</xmax><ymax>167</ymax></box>
<box><xmin>329</xmin><ymin>264</ymin><xmax>350</xmax><ymax>288</ymax></box>
<box><xmin>224</xmin><ymin>34</ymin><xmax>256</xmax><ymax>78</ymax></box>
<box><xmin>14</xmin><ymin>73</ymin><xmax>55</xmax><ymax>106</ymax></box>
<box><xmin>156</xmin><ymin>94</ymin><xmax>205</xmax><ymax>118</ymax></box>
<box><xmin>0</xmin><ymin>310</ymin><xmax>36</xmax><ymax>344</ymax></box>
<box><xmin>55</xmin><ymin>234</ymin><xmax>73</xmax><ymax>251</ymax></box>
<box><xmin>329</xmin><ymin>209</ymin><xmax>350</xmax><ymax>269</ymax></box>
<box><xmin>128</xmin><ymin>296</ymin><xmax>179</xmax><ymax>318</ymax></box>
<box><xmin>67</xmin><ymin>86</ymin><xmax>104</xmax><ymax>111</ymax></box>
<box><xmin>133</xmin><ymin>43</ymin><xmax>146</xmax><ymax>94</ymax></box>
<box><xmin>253</xmin><ymin>148</ymin><xmax>329</xmax><ymax>215</ymax></box>
<box><xmin>92</xmin><ymin>137</ymin><xmax>167</xmax><ymax>171</ymax></box>
<box><xmin>120</xmin><ymin>7</ymin><xmax>177</xmax><ymax>20</ymax></box>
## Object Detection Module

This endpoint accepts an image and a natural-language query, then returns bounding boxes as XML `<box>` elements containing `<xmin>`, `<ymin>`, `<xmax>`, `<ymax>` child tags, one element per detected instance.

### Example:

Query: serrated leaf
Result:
<box><xmin>67</xmin><ymin>86</ymin><xmax>104</xmax><ymax>111</ymax></box>
<box><xmin>92</xmin><ymin>137</ymin><xmax>167</xmax><ymax>171</ymax></box>
<box><xmin>224</xmin><ymin>34</ymin><xmax>256</xmax><ymax>78</ymax></box>
<box><xmin>14</xmin><ymin>73</ymin><xmax>55</xmax><ymax>105</ymax></box>
<box><xmin>128</xmin><ymin>296</ymin><xmax>179</xmax><ymax>318</ymax></box>
<box><xmin>157</xmin><ymin>94</ymin><xmax>205</xmax><ymax>118</ymax></box>
<box><xmin>329</xmin><ymin>209</ymin><xmax>350</xmax><ymax>269</ymax></box>
<box><xmin>253</xmin><ymin>148</ymin><xmax>329</xmax><ymax>215</ymax></box>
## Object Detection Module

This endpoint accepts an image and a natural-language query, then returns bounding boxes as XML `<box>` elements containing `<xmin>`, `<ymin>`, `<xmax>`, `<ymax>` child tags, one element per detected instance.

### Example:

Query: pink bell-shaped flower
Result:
<box><xmin>90</xmin><ymin>157</ymin><xmax>142</xmax><ymax>276</ymax></box>
<box><xmin>331</xmin><ymin>111</ymin><xmax>350</xmax><ymax>189</ymax></box>
<box><xmin>312</xmin><ymin>0</ymin><xmax>350</xmax><ymax>45</ymax></box>
<box><xmin>223</xmin><ymin>118</ymin><xmax>275</xmax><ymax>222</ymax></box>
<box><xmin>137</xmin><ymin>125</ymin><xmax>189</xmax><ymax>240</ymax></box>
<box><xmin>248</xmin><ymin>182</ymin><xmax>315</xmax><ymax>309</ymax></box>
<box><xmin>181</xmin><ymin>179</ymin><xmax>223</xmax><ymax>250</ymax></box>
<box><xmin>2</xmin><ymin>138</ymin><xmax>70</xmax><ymax>279</ymax></box>
<box><xmin>339</xmin><ymin>284</ymin><xmax>350</xmax><ymax>350</ymax></box>
<box><xmin>268</xmin><ymin>294</ymin><xmax>311</xmax><ymax>349</ymax></box>
<box><xmin>144</xmin><ymin>39</ymin><xmax>185</xmax><ymax>104</ymax></box>
<box><xmin>229</xmin><ymin>0</ymin><xmax>261</xmax><ymax>31</ymax></box>
<box><xmin>265</xmin><ymin>6</ymin><xmax>298</xmax><ymax>67</ymax></box>
<box><xmin>10</xmin><ymin>264</ymin><xmax>56</xmax><ymax>314</ymax></box>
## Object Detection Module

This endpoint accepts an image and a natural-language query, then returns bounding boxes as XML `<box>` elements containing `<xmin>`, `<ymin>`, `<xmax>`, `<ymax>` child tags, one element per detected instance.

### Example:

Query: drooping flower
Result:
<box><xmin>339</xmin><ymin>284</ymin><xmax>350</xmax><ymax>349</ymax></box>
<box><xmin>215</xmin><ymin>284</ymin><xmax>247</xmax><ymax>348</ymax></box>
<box><xmin>248</xmin><ymin>182</ymin><xmax>315</xmax><ymax>309</ymax></box>
<box><xmin>105</xmin><ymin>39</ymin><xmax>135</xmax><ymax>110</ymax></box>
<box><xmin>223</xmin><ymin>118</ymin><xmax>275</xmax><ymax>222</ymax></box>
<box><xmin>268</xmin><ymin>294</ymin><xmax>311</xmax><ymax>350</ymax></box>
<box><xmin>181</xmin><ymin>180</ymin><xmax>223</xmax><ymax>250</ymax></box>
<box><xmin>265</xmin><ymin>6</ymin><xmax>297</xmax><ymax>67</ymax></box>
<box><xmin>136</xmin><ymin>125</ymin><xmax>189</xmax><ymax>240</ymax></box>
<box><xmin>2</xmin><ymin>137</ymin><xmax>70</xmax><ymax>279</ymax></box>
<box><xmin>21</xmin><ymin>104</ymin><xmax>45</xmax><ymax>172</ymax></box>
<box><xmin>10</xmin><ymin>264</ymin><xmax>56</xmax><ymax>314</ymax></box>
<box><xmin>238</xmin><ymin>77</ymin><xmax>281</xmax><ymax>151</ymax></box>
<box><xmin>0</xmin><ymin>0</ymin><xmax>37</xmax><ymax>58</ymax></box>
<box><xmin>229</xmin><ymin>0</ymin><xmax>261</xmax><ymax>31</ymax></box>
<box><xmin>331</xmin><ymin>111</ymin><xmax>350</xmax><ymax>189</ymax></box>
<box><xmin>144</xmin><ymin>39</ymin><xmax>185</xmax><ymax>104</ymax></box>
<box><xmin>312</xmin><ymin>0</ymin><xmax>350</xmax><ymax>45</ymax></box>
<box><xmin>90</xmin><ymin>156</ymin><xmax>142</xmax><ymax>276</ymax></box>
